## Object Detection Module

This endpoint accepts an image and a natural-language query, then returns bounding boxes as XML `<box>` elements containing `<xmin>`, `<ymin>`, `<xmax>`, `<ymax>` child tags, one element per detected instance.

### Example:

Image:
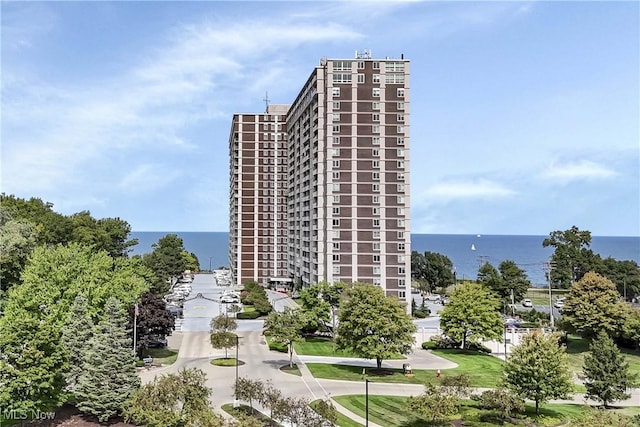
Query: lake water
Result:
<box><xmin>130</xmin><ymin>232</ymin><xmax>639</xmax><ymax>286</ymax></box>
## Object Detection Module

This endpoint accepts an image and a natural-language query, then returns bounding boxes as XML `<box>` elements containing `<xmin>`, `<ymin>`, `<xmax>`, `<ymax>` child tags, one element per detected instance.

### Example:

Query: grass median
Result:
<box><xmin>306</xmin><ymin>349</ymin><xmax>503</xmax><ymax>387</ymax></box>
<box><xmin>294</xmin><ymin>337</ymin><xmax>404</xmax><ymax>359</ymax></box>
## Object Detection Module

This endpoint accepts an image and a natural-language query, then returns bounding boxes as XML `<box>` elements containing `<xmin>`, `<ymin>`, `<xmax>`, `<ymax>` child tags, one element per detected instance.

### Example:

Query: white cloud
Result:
<box><xmin>118</xmin><ymin>164</ymin><xmax>182</xmax><ymax>195</ymax></box>
<box><xmin>541</xmin><ymin>160</ymin><xmax>618</xmax><ymax>183</ymax></box>
<box><xmin>417</xmin><ymin>179</ymin><xmax>517</xmax><ymax>203</ymax></box>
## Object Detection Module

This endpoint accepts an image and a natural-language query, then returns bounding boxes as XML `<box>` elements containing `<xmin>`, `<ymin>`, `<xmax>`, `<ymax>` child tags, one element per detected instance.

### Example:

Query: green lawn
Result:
<box><xmin>266</xmin><ymin>335</ymin><xmax>288</xmax><ymax>353</ymax></box>
<box><xmin>142</xmin><ymin>348</ymin><xmax>179</xmax><ymax>366</ymax></box>
<box><xmin>333</xmin><ymin>395</ymin><xmax>640</xmax><ymax>427</ymax></box>
<box><xmin>294</xmin><ymin>337</ymin><xmax>405</xmax><ymax>359</ymax></box>
<box><xmin>565</xmin><ymin>334</ymin><xmax>640</xmax><ymax>377</ymax></box>
<box><xmin>310</xmin><ymin>400</ymin><xmax>363</xmax><ymax>427</ymax></box>
<box><xmin>524</xmin><ymin>288</ymin><xmax>569</xmax><ymax>306</ymax></box>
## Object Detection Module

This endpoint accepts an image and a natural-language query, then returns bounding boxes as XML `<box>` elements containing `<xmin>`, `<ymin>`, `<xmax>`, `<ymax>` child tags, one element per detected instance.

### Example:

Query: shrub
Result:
<box><xmin>237</xmin><ymin>311</ymin><xmax>261</xmax><ymax>320</ymax></box>
<box><xmin>468</xmin><ymin>341</ymin><xmax>492</xmax><ymax>354</ymax></box>
<box><xmin>429</xmin><ymin>334</ymin><xmax>459</xmax><ymax>349</ymax></box>
<box><xmin>474</xmin><ymin>388</ymin><xmax>525</xmax><ymax>421</ymax></box>
<box><xmin>422</xmin><ymin>341</ymin><xmax>437</xmax><ymax>350</ymax></box>
<box><xmin>413</xmin><ymin>309</ymin><xmax>428</xmax><ymax>319</ymax></box>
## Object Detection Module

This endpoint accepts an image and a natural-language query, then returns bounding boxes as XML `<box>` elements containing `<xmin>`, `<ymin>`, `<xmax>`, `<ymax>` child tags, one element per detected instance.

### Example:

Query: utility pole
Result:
<box><xmin>546</xmin><ymin>262</ymin><xmax>554</xmax><ymax>328</ymax></box>
<box><xmin>133</xmin><ymin>303</ymin><xmax>138</xmax><ymax>352</ymax></box>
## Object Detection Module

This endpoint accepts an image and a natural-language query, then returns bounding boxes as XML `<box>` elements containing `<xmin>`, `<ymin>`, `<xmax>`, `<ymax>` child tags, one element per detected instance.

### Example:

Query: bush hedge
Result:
<box><xmin>237</xmin><ymin>311</ymin><xmax>261</xmax><ymax>319</ymax></box>
<box><xmin>422</xmin><ymin>341</ymin><xmax>437</xmax><ymax>350</ymax></box>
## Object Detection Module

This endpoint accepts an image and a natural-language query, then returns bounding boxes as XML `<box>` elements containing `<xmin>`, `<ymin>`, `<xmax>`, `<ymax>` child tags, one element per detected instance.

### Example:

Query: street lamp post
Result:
<box><xmin>209</xmin><ymin>256</ymin><xmax>214</xmax><ymax>272</ymax></box>
<box><xmin>233</xmin><ymin>335</ymin><xmax>240</xmax><ymax>408</ymax></box>
<box><xmin>365</xmin><ymin>378</ymin><xmax>370</xmax><ymax>426</ymax></box>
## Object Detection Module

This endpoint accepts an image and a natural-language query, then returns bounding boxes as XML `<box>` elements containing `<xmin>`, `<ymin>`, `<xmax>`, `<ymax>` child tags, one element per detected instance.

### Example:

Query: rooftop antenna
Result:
<box><xmin>263</xmin><ymin>91</ymin><xmax>270</xmax><ymax>113</ymax></box>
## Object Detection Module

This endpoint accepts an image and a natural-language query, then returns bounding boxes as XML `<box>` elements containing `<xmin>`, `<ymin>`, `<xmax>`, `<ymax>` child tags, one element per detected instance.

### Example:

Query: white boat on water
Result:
<box><xmin>471</xmin><ymin>244</ymin><xmax>476</xmax><ymax>251</ymax></box>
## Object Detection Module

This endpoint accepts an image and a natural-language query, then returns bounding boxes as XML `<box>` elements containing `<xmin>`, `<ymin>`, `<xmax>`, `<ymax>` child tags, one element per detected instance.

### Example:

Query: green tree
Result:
<box><xmin>573</xmin><ymin>407</ymin><xmax>639</xmax><ymax>427</ymax></box>
<box><xmin>69</xmin><ymin>212</ymin><xmax>137</xmax><ymax>258</ymax></box>
<box><xmin>543</xmin><ymin>226</ymin><xmax>602</xmax><ymax>288</ymax></box>
<box><xmin>265</xmin><ymin>307</ymin><xmax>305</xmax><ymax>367</ymax></box>
<box><xmin>439</xmin><ymin>283</ymin><xmax>503</xmax><ymax>349</ymax></box>
<box><xmin>143</xmin><ymin>234</ymin><xmax>188</xmax><ymax>293</ymax></box>
<box><xmin>61</xmin><ymin>295</ymin><xmax>93</xmax><ymax>393</ymax></box>
<box><xmin>583</xmin><ymin>332</ymin><xmax>637</xmax><ymax>407</ymax></box>
<box><xmin>129</xmin><ymin>291</ymin><xmax>175</xmax><ymax>354</ymax></box>
<box><xmin>0</xmin><ymin>310</ymin><xmax>67</xmax><ymax>415</ymax></box>
<box><xmin>76</xmin><ymin>297</ymin><xmax>140</xmax><ymax>421</ymax></box>
<box><xmin>210</xmin><ymin>314</ymin><xmax>238</xmax><ymax>359</ymax></box>
<box><xmin>596</xmin><ymin>258</ymin><xmax>640</xmax><ymax>301</ymax></box>
<box><xmin>124</xmin><ymin>368</ymin><xmax>224</xmax><ymax>427</ymax></box>
<box><xmin>299</xmin><ymin>281</ymin><xmax>345</xmax><ymax>337</ymax></box>
<box><xmin>503</xmin><ymin>331</ymin><xmax>573</xmax><ymax>414</ymax></box>
<box><xmin>562</xmin><ymin>272</ymin><xmax>629</xmax><ymax>339</ymax></box>
<box><xmin>181</xmin><ymin>250</ymin><xmax>200</xmax><ymax>272</ymax></box>
<box><xmin>0</xmin><ymin>207</ymin><xmax>37</xmax><ymax>296</ymax></box>
<box><xmin>475</xmin><ymin>388</ymin><xmax>525</xmax><ymax>422</ymax></box>
<box><xmin>336</xmin><ymin>283</ymin><xmax>416</xmax><ymax>369</ymax></box>
<box><xmin>499</xmin><ymin>260</ymin><xmax>531</xmax><ymax>305</ymax></box>
<box><xmin>411</xmin><ymin>251</ymin><xmax>454</xmax><ymax>293</ymax></box>
<box><xmin>622</xmin><ymin>308</ymin><xmax>640</xmax><ymax>350</ymax></box>
<box><xmin>0</xmin><ymin>194</ymin><xmax>73</xmax><ymax>245</ymax></box>
<box><xmin>407</xmin><ymin>383</ymin><xmax>459</xmax><ymax>425</ymax></box>
<box><xmin>235</xmin><ymin>377</ymin><xmax>265</xmax><ymax>415</ymax></box>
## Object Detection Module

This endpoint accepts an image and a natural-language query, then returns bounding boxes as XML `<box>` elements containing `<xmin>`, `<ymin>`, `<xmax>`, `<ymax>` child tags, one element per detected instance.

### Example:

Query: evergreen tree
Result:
<box><xmin>76</xmin><ymin>297</ymin><xmax>140</xmax><ymax>421</ymax></box>
<box><xmin>583</xmin><ymin>332</ymin><xmax>638</xmax><ymax>407</ymax></box>
<box><xmin>61</xmin><ymin>295</ymin><xmax>93</xmax><ymax>393</ymax></box>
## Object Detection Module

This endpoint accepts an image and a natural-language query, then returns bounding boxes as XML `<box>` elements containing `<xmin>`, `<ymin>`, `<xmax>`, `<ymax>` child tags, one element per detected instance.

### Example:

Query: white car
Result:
<box><xmin>554</xmin><ymin>299</ymin><xmax>565</xmax><ymax>309</ymax></box>
<box><xmin>220</xmin><ymin>295</ymin><xmax>240</xmax><ymax>304</ymax></box>
<box><xmin>522</xmin><ymin>299</ymin><xmax>533</xmax><ymax>308</ymax></box>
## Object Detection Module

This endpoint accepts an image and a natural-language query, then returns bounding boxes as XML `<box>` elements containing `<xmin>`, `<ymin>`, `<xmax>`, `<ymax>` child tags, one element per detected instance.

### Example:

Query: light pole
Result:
<box><xmin>209</xmin><ymin>256</ymin><xmax>214</xmax><ymax>272</ymax></box>
<box><xmin>365</xmin><ymin>378</ymin><xmax>370</xmax><ymax>426</ymax></box>
<box><xmin>233</xmin><ymin>335</ymin><xmax>240</xmax><ymax>408</ymax></box>
<box><xmin>133</xmin><ymin>303</ymin><xmax>139</xmax><ymax>353</ymax></box>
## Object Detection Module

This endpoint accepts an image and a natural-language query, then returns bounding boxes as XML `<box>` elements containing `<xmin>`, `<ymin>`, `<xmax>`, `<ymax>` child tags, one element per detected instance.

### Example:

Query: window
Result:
<box><xmin>397</xmin><ymin>173</ymin><xmax>405</xmax><ymax>181</ymax></box>
<box><xmin>333</xmin><ymin>230</ymin><xmax>340</xmax><ymax>238</ymax></box>
<box><xmin>332</xmin><ymin>160</ymin><xmax>340</xmax><ymax>167</ymax></box>
<box><xmin>397</xmin><ymin>149</ymin><xmax>405</xmax><ymax>157</ymax></box>
<box><xmin>398</xmin><ymin>254</ymin><xmax>405</xmax><ymax>262</ymax></box>
<box><xmin>397</xmin><ymin>207</ymin><xmax>405</xmax><ymax>215</ymax></box>
<box><xmin>397</xmin><ymin>88</ymin><xmax>405</xmax><ymax>97</ymax></box>
<box><xmin>333</xmin><ymin>114</ymin><xmax>341</xmax><ymax>122</ymax></box>
<box><xmin>372</xmin><ymin>184</ymin><xmax>380</xmax><ymax>192</ymax></box>
<box><xmin>373</xmin><ymin>255</ymin><xmax>381</xmax><ymax>262</ymax></box>
<box><xmin>372</xmin><ymin>195</ymin><xmax>380</xmax><ymax>203</ymax></box>
<box><xmin>357</xmin><ymin>74</ymin><xmax>365</xmax><ymax>84</ymax></box>
<box><xmin>398</xmin><ymin>267</ymin><xmax>406</xmax><ymax>274</ymax></box>
<box><xmin>372</xmin><ymin>61</ymin><xmax>380</xmax><ymax>69</ymax></box>
<box><xmin>398</xmin><ymin>231</ymin><xmax>405</xmax><ymax>239</ymax></box>
<box><xmin>332</xmin><ymin>87</ymin><xmax>341</xmax><ymax>97</ymax></box>
<box><xmin>397</xmin><ymin>196</ymin><xmax>405</xmax><ymax>204</ymax></box>
<box><xmin>333</xmin><ymin>242</ymin><xmax>340</xmax><ymax>250</ymax></box>
<box><xmin>398</xmin><ymin>278</ymin><xmax>406</xmax><ymax>287</ymax></box>
<box><xmin>332</xmin><ymin>148</ymin><xmax>340</xmax><ymax>156</ymax></box>
<box><xmin>397</xmin><ymin>102</ymin><xmax>405</xmax><ymax>110</ymax></box>
<box><xmin>333</xmin><ymin>73</ymin><xmax>352</xmax><ymax>83</ymax></box>
<box><xmin>385</xmin><ymin>61</ymin><xmax>405</xmax><ymax>72</ymax></box>
<box><xmin>372</xmin><ymin>137</ymin><xmax>380</xmax><ymax>145</ymax></box>
<box><xmin>373</xmin><ymin>278</ymin><xmax>381</xmax><ymax>286</ymax></box>
<box><xmin>397</xmin><ymin>161</ymin><xmax>405</xmax><ymax>169</ymax></box>
<box><xmin>372</xmin><ymin>207</ymin><xmax>380</xmax><ymax>215</ymax></box>
<box><xmin>357</xmin><ymin>61</ymin><xmax>364</xmax><ymax>69</ymax></box>
<box><xmin>372</xmin><ymin>125</ymin><xmax>380</xmax><ymax>134</ymax></box>
<box><xmin>372</xmin><ymin>172</ymin><xmax>380</xmax><ymax>180</ymax></box>
<box><xmin>373</xmin><ymin>219</ymin><xmax>380</xmax><ymax>227</ymax></box>
<box><xmin>373</xmin><ymin>230</ymin><xmax>381</xmax><ymax>239</ymax></box>
<box><xmin>372</xmin><ymin>88</ymin><xmax>381</xmax><ymax>97</ymax></box>
<box><xmin>372</xmin><ymin>149</ymin><xmax>380</xmax><ymax>157</ymax></box>
<box><xmin>333</xmin><ymin>254</ymin><xmax>340</xmax><ymax>261</ymax></box>
<box><xmin>399</xmin><ymin>290</ymin><xmax>406</xmax><ymax>298</ymax></box>
<box><xmin>373</xmin><ymin>242</ymin><xmax>380</xmax><ymax>250</ymax></box>
<box><xmin>332</xmin><ymin>183</ymin><xmax>340</xmax><ymax>191</ymax></box>
<box><xmin>332</xmin><ymin>171</ymin><xmax>340</xmax><ymax>179</ymax></box>
<box><xmin>398</xmin><ymin>243</ymin><xmax>406</xmax><ymax>251</ymax></box>
<box><xmin>333</xmin><ymin>195</ymin><xmax>340</xmax><ymax>203</ymax></box>
<box><xmin>372</xmin><ymin>160</ymin><xmax>380</xmax><ymax>168</ymax></box>
<box><xmin>372</xmin><ymin>101</ymin><xmax>380</xmax><ymax>110</ymax></box>
<box><xmin>332</xmin><ymin>125</ymin><xmax>340</xmax><ymax>132</ymax></box>
<box><xmin>333</xmin><ymin>266</ymin><xmax>341</xmax><ymax>274</ymax></box>
<box><xmin>332</xmin><ymin>219</ymin><xmax>340</xmax><ymax>226</ymax></box>
<box><xmin>333</xmin><ymin>102</ymin><xmax>340</xmax><ymax>110</ymax></box>
<box><xmin>397</xmin><ymin>114</ymin><xmax>405</xmax><ymax>122</ymax></box>
<box><xmin>373</xmin><ymin>266</ymin><xmax>381</xmax><ymax>274</ymax></box>
<box><xmin>372</xmin><ymin>113</ymin><xmax>380</xmax><ymax>122</ymax></box>
<box><xmin>397</xmin><ymin>219</ymin><xmax>405</xmax><ymax>227</ymax></box>
<box><xmin>397</xmin><ymin>126</ymin><xmax>405</xmax><ymax>133</ymax></box>
<box><xmin>372</xmin><ymin>74</ymin><xmax>380</xmax><ymax>83</ymax></box>
<box><xmin>332</xmin><ymin>207</ymin><xmax>340</xmax><ymax>215</ymax></box>
<box><xmin>333</xmin><ymin>136</ymin><xmax>340</xmax><ymax>145</ymax></box>
<box><xmin>397</xmin><ymin>137</ymin><xmax>405</xmax><ymax>145</ymax></box>
<box><xmin>385</xmin><ymin>74</ymin><xmax>405</xmax><ymax>84</ymax></box>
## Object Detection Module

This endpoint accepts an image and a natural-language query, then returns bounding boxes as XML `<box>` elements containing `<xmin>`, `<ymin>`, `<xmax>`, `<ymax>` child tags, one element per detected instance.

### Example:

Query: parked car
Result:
<box><xmin>425</xmin><ymin>294</ymin><xmax>442</xmax><ymax>302</ymax></box>
<box><xmin>522</xmin><ymin>299</ymin><xmax>533</xmax><ymax>308</ymax></box>
<box><xmin>220</xmin><ymin>295</ymin><xmax>240</xmax><ymax>304</ymax></box>
<box><xmin>554</xmin><ymin>299</ymin><xmax>565</xmax><ymax>309</ymax></box>
<box><xmin>147</xmin><ymin>335</ymin><xmax>167</xmax><ymax>348</ymax></box>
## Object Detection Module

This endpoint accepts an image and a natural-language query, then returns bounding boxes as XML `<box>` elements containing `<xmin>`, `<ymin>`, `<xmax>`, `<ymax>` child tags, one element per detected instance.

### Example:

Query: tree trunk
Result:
<box><xmin>376</xmin><ymin>357</ymin><xmax>382</xmax><ymax>370</ymax></box>
<box><xmin>535</xmin><ymin>399</ymin><xmax>539</xmax><ymax>414</ymax></box>
<box><xmin>462</xmin><ymin>331</ymin><xmax>467</xmax><ymax>350</ymax></box>
<box><xmin>225</xmin><ymin>347</ymin><xmax>228</xmax><ymax>359</ymax></box>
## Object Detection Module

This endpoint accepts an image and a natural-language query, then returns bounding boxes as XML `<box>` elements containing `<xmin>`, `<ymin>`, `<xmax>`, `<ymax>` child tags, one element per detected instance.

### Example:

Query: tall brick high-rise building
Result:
<box><xmin>229</xmin><ymin>52</ymin><xmax>411</xmax><ymax>302</ymax></box>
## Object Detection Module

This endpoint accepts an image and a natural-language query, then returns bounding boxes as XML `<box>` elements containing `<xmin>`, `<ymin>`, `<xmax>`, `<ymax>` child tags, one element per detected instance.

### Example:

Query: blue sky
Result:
<box><xmin>2</xmin><ymin>1</ymin><xmax>638</xmax><ymax>236</ymax></box>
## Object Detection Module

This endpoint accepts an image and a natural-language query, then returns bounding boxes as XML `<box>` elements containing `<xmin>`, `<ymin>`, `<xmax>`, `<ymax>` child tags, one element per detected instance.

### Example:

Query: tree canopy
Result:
<box><xmin>562</xmin><ymin>272</ymin><xmax>629</xmax><ymax>339</ymax></box>
<box><xmin>129</xmin><ymin>291</ymin><xmax>175</xmax><ymax>354</ymax></box>
<box><xmin>411</xmin><ymin>251</ymin><xmax>454</xmax><ymax>293</ymax></box>
<box><xmin>143</xmin><ymin>234</ymin><xmax>189</xmax><ymax>293</ymax></box>
<box><xmin>439</xmin><ymin>283</ymin><xmax>504</xmax><ymax>349</ymax></box>
<box><xmin>543</xmin><ymin>226</ymin><xmax>600</xmax><ymax>288</ymax></box>
<box><xmin>264</xmin><ymin>307</ymin><xmax>305</xmax><ymax>367</ymax></box>
<box><xmin>503</xmin><ymin>331</ymin><xmax>573</xmax><ymax>414</ymax></box>
<box><xmin>336</xmin><ymin>283</ymin><xmax>416</xmax><ymax>369</ymax></box>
